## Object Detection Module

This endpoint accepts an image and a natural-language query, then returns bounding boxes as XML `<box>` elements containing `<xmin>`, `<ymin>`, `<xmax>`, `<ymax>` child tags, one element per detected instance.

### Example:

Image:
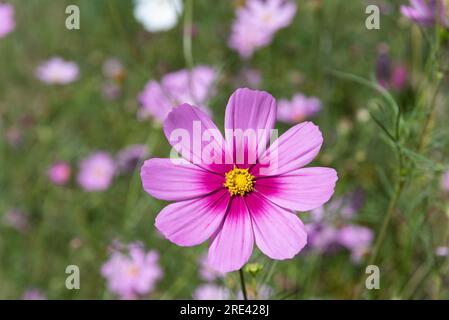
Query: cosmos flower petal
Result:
<box><xmin>141</xmin><ymin>158</ymin><xmax>224</xmax><ymax>201</ymax></box>
<box><xmin>256</xmin><ymin>167</ymin><xmax>338</xmax><ymax>211</ymax></box>
<box><xmin>208</xmin><ymin>197</ymin><xmax>254</xmax><ymax>272</ymax></box>
<box><xmin>247</xmin><ymin>192</ymin><xmax>307</xmax><ymax>260</ymax></box>
<box><xmin>155</xmin><ymin>189</ymin><xmax>230</xmax><ymax>246</ymax></box>
<box><xmin>164</xmin><ymin>103</ymin><xmax>232</xmax><ymax>173</ymax></box>
<box><xmin>224</xmin><ymin>88</ymin><xmax>277</xmax><ymax>167</ymax></box>
<box><xmin>255</xmin><ymin>121</ymin><xmax>323</xmax><ymax>176</ymax></box>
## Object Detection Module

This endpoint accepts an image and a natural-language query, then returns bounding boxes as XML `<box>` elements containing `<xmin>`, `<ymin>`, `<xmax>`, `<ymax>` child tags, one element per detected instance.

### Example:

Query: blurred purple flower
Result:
<box><xmin>390</xmin><ymin>65</ymin><xmax>408</xmax><ymax>91</ymax></box>
<box><xmin>193</xmin><ymin>284</ymin><xmax>230</xmax><ymax>300</ymax></box>
<box><xmin>116</xmin><ymin>144</ymin><xmax>149</xmax><ymax>173</ymax></box>
<box><xmin>22</xmin><ymin>289</ymin><xmax>46</xmax><ymax>300</ymax></box>
<box><xmin>441</xmin><ymin>170</ymin><xmax>449</xmax><ymax>191</ymax></box>
<box><xmin>101</xmin><ymin>242</ymin><xmax>163</xmax><ymax>299</ymax></box>
<box><xmin>305</xmin><ymin>223</ymin><xmax>339</xmax><ymax>252</ymax></box>
<box><xmin>400</xmin><ymin>0</ymin><xmax>448</xmax><ymax>27</ymax></box>
<box><xmin>277</xmin><ymin>94</ymin><xmax>321</xmax><ymax>123</ymax></box>
<box><xmin>238</xmin><ymin>68</ymin><xmax>262</xmax><ymax>88</ymax></box>
<box><xmin>47</xmin><ymin>161</ymin><xmax>71</xmax><ymax>186</ymax></box>
<box><xmin>338</xmin><ymin>225</ymin><xmax>373</xmax><ymax>263</ymax></box>
<box><xmin>435</xmin><ymin>246</ymin><xmax>449</xmax><ymax>256</ymax></box>
<box><xmin>77</xmin><ymin>152</ymin><xmax>116</xmax><ymax>192</ymax></box>
<box><xmin>376</xmin><ymin>44</ymin><xmax>408</xmax><ymax>91</ymax></box>
<box><xmin>198</xmin><ymin>253</ymin><xmax>225</xmax><ymax>282</ymax></box>
<box><xmin>229</xmin><ymin>0</ymin><xmax>296</xmax><ymax>58</ymax></box>
<box><xmin>228</xmin><ymin>20</ymin><xmax>273</xmax><ymax>59</ymax></box>
<box><xmin>138</xmin><ymin>65</ymin><xmax>217</xmax><ymax>123</ymax></box>
<box><xmin>36</xmin><ymin>57</ymin><xmax>79</xmax><ymax>85</ymax></box>
<box><xmin>3</xmin><ymin>208</ymin><xmax>29</xmax><ymax>233</ymax></box>
<box><xmin>0</xmin><ymin>2</ymin><xmax>15</xmax><ymax>38</ymax></box>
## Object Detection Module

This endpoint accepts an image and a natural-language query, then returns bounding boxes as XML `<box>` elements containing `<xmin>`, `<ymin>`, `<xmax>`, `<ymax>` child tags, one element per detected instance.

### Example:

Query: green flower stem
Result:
<box><xmin>239</xmin><ymin>268</ymin><xmax>248</xmax><ymax>300</ymax></box>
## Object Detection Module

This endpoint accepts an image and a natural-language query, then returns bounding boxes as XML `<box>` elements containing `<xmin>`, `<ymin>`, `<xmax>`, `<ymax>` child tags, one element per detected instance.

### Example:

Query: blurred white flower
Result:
<box><xmin>134</xmin><ymin>0</ymin><xmax>183</xmax><ymax>33</ymax></box>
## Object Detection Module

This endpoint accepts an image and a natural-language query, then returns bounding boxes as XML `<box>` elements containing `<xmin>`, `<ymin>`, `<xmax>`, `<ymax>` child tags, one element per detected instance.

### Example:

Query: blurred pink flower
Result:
<box><xmin>36</xmin><ymin>57</ymin><xmax>79</xmax><ymax>85</ymax></box>
<box><xmin>435</xmin><ymin>246</ymin><xmax>449</xmax><ymax>256</ymax></box>
<box><xmin>77</xmin><ymin>152</ymin><xmax>116</xmax><ymax>192</ymax></box>
<box><xmin>3</xmin><ymin>208</ymin><xmax>29</xmax><ymax>233</ymax></box>
<box><xmin>239</xmin><ymin>0</ymin><xmax>297</xmax><ymax>33</ymax></box>
<box><xmin>193</xmin><ymin>284</ymin><xmax>230</xmax><ymax>300</ymax></box>
<box><xmin>305</xmin><ymin>224</ymin><xmax>339</xmax><ymax>252</ymax></box>
<box><xmin>228</xmin><ymin>20</ymin><xmax>272</xmax><ymax>59</ymax></box>
<box><xmin>239</xmin><ymin>68</ymin><xmax>262</xmax><ymax>88</ymax></box>
<box><xmin>376</xmin><ymin>45</ymin><xmax>408</xmax><ymax>91</ymax></box>
<box><xmin>400</xmin><ymin>0</ymin><xmax>448</xmax><ymax>27</ymax></box>
<box><xmin>390</xmin><ymin>65</ymin><xmax>408</xmax><ymax>91</ymax></box>
<box><xmin>141</xmin><ymin>88</ymin><xmax>337</xmax><ymax>272</ymax></box>
<box><xmin>138</xmin><ymin>65</ymin><xmax>217</xmax><ymax>123</ymax></box>
<box><xmin>338</xmin><ymin>225</ymin><xmax>373</xmax><ymax>263</ymax></box>
<box><xmin>198</xmin><ymin>253</ymin><xmax>225</xmax><ymax>282</ymax></box>
<box><xmin>229</xmin><ymin>0</ymin><xmax>296</xmax><ymax>58</ymax></box>
<box><xmin>101</xmin><ymin>242</ymin><xmax>163</xmax><ymax>299</ymax></box>
<box><xmin>0</xmin><ymin>2</ymin><xmax>15</xmax><ymax>38</ymax></box>
<box><xmin>22</xmin><ymin>289</ymin><xmax>46</xmax><ymax>300</ymax></box>
<box><xmin>116</xmin><ymin>144</ymin><xmax>149</xmax><ymax>173</ymax></box>
<box><xmin>47</xmin><ymin>161</ymin><xmax>71</xmax><ymax>186</ymax></box>
<box><xmin>277</xmin><ymin>94</ymin><xmax>321</xmax><ymax>123</ymax></box>
<box><xmin>441</xmin><ymin>171</ymin><xmax>449</xmax><ymax>191</ymax></box>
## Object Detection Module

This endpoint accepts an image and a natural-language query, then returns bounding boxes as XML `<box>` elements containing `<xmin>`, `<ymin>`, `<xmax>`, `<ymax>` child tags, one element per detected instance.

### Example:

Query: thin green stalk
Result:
<box><xmin>239</xmin><ymin>268</ymin><xmax>248</xmax><ymax>300</ymax></box>
<box><xmin>183</xmin><ymin>0</ymin><xmax>194</xmax><ymax>70</ymax></box>
<box><xmin>417</xmin><ymin>76</ymin><xmax>444</xmax><ymax>153</ymax></box>
<box><xmin>353</xmin><ymin>179</ymin><xmax>405</xmax><ymax>299</ymax></box>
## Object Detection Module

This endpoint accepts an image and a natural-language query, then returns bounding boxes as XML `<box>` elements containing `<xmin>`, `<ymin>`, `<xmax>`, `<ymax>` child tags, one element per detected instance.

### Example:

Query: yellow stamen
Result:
<box><xmin>224</xmin><ymin>166</ymin><xmax>255</xmax><ymax>197</ymax></box>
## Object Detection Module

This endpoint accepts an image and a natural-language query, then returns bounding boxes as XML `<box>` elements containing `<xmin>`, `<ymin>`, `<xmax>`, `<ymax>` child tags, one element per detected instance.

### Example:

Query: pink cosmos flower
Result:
<box><xmin>228</xmin><ymin>19</ymin><xmax>273</xmax><ymax>59</ymax></box>
<box><xmin>47</xmin><ymin>161</ymin><xmax>71</xmax><ymax>186</ymax></box>
<box><xmin>141</xmin><ymin>88</ymin><xmax>338</xmax><ymax>273</ymax></box>
<box><xmin>0</xmin><ymin>2</ymin><xmax>15</xmax><ymax>38</ymax></box>
<box><xmin>239</xmin><ymin>0</ymin><xmax>297</xmax><ymax>33</ymax></box>
<box><xmin>193</xmin><ymin>284</ymin><xmax>230</xmax><ymax>300</ymax></box>
<box><xmin>36</xmin><ymin>57</ymin><xmax>79</xmax><ymax>85</ymax></box>
<box><xmin>101</xmin><ymin>242</ymin><xmax>163</xmax><ymax>299</ymax></box>
<box><xmin>400</xmin><ymin>0</ymin><xmax>448</xmax><ymax>27</ymax></box>
<box><xmin>277</xmin><ymin>94</ymin><xmax>321</xmax><ymax>123</ymax></box>
<box><xmin>138</xmin><ymin>66</ymin><xmax>217</xmax><ymax>123</ymax></box>
<box><xmin>77</xmin><ymin>152</ymin><xmax>116</xmax><ymax>192</ymax></box>
<box><xmin>22</xmin><ymin>289</ymin><xmax>46</xmax><ymax>300</ymax></box>
<box><xmin>338</xmin><ymin>225</ymin><xmax>373</xmax><ymax>263</ymax></box>
<box><xmin>229</xmin><ymin>0</ymin><xmax>296</xmax><ymax>58</ymax></box>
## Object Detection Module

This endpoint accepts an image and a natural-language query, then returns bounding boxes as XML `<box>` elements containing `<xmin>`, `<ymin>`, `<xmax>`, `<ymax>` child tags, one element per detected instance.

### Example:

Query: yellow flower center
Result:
<box><xmin>224</xmin><ymin>166</ymin><xmax>255</xmax><ymax>196</ymax></box>
<box><xmin>127</xmin><ymin>265</ymin><xmax>140</xmax><ymax>277</ymax></box>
